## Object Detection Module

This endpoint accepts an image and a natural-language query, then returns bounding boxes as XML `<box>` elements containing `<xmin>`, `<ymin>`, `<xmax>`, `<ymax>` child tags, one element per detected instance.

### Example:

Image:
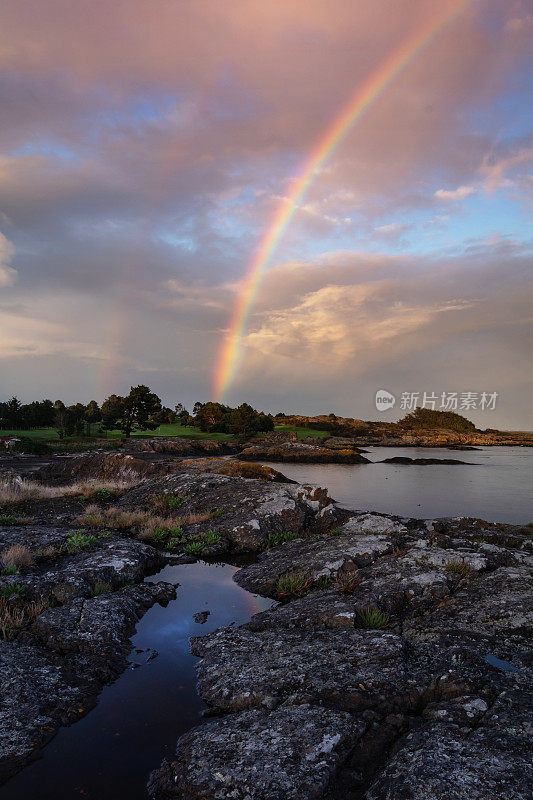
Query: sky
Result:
<box><xmin>0</xmin><ymin>0</ymin><xmax>531</xmax><ymax>429</ymax></box>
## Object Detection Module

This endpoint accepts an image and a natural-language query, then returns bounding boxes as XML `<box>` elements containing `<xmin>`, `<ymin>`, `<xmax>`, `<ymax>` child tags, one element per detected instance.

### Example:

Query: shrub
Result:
<box><xmin>267</xmin><ymin>530</ymin><xmax>300</xmax><ymax>548</ymax></box>
<box><xmin>276</xmin><ymin>572</ymin><xmax>312</xmax><ymax>598</ymax></box>
<box><xmin>184</xmin><ymin>541</ymin><xmax>204</xmax><ymax>557</ymax></box>
<box><xmin>445</xmin><ymin>559</ymin><xmax>472</xmax><ymax>577</ymax></box>
<box><xmin>0</xmin><ymin>595</ymin><xmax>48</xmax><ymax>640</ymax></box>
<box><xmin>91</xmin><ymin>582</ymin><xmax>112</xmax><ymax>596</ymax></box>
<box><xmin>0</xmin><ymin>514</ymin><xmax>18</xmax><ymax>525</ymax></box>
<box><xmin>334</xmin><ymin>570</ymin><xmax>360</xmax><ymax>593</ymax></box>
<box><xmin>356</xmin><ymin>606</ymin><xmax>390</xmax><ymax>629</ymax></box>
<box><xmin>1</xmin><ymin>544</ymin><xmax>33</xmax><ymax>571</ymax></box>
<box><xmin>66</xmin><ymin>531</ymin><xmax>97</xmax><ymax>554</ymax></box>
<box><xmin>202</xmin><ymin>529</ymin><xmax>221</xmax><ymax>546</ymax></box>
<box><xmin>151</xmin><ymin>526</ymin><xmax>184</xmax><ymax>551</ymax></box>
<box><xmin>0</xmin><ymin>599</ymin><xmax>25</xmax><ymax>639</ymax></box>
<box><xmin>1</xmin><ymin>583</ymin><xmax>27</xmax><ymax>599</ymax></box>
<box><xmin>92</xmin><ymin>488</ymin><xmax>117</xmax><ymax>502</ymax></box>
<box><xmin>168</xmin><ymin>495</ymin><xmax>185</xmax><ymax>511</ymax></box>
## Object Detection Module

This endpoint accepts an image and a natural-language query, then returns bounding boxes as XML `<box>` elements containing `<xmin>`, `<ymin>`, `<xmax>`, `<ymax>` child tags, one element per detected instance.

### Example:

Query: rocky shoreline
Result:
<box><xmin>0</xmin><ymin>454</ymin><xmax>531</xmax><ymax>798</ymax></box>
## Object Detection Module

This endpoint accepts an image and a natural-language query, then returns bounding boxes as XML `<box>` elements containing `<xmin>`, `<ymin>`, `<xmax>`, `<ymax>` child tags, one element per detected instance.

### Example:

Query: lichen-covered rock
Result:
<box><xmin>403</xmin><ymin>565</ymin><xmax>533</xmax><ymax>648</ymax></box>
<box><xmin>191</xmin><ymin>626</ymin><xmax>407</xmax><ymax>712</ymax></box>
<box><xmin>0</xmin><ymin>581</ymin><xmax>175</xmax><ymax>782</ymax></box>
<box><xmin>117</xmin><ymin>472</ymin><xmax>335</xmax><ymax>551</ymax></box>
<box><xmin>234</xmin><ymin>533</ymin><xmax>394</xmax><ymax>596</ymax></box>
<box><xmin>147</xmin><ymin>704</ymin><xmax>365</xmax><ymax>800</ymax></box>
<box><xmin>238</xmin><ymin>440</ymin><xmax>370</xmax><ymax>464</ymax></box>
<box><xmin>35</xmin><ymin>452</ymin><xmax>165</xmax><ymax>484</ymax></box>
<box><xmin>29</xmin><ymin>582</ymin><xmax>176</xmax><ymax>661</ymax></box>
<box><xmin>0</xmin><ymin>531</ymin><xmax>165</xmax><ymax>604</ymax></box>
<box><xmin>365</xmin><ymin>720</ymin><xmax>532</xmax><ymax>800</ymax></box>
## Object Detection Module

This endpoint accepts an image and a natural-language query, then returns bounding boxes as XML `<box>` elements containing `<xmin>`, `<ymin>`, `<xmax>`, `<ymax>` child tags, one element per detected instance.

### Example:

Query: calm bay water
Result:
<box><xmin>0</xmin><ymin>562</ymin><xmax>272</xmax><ymax>800</ymax></box>
<box><xmin>265</xmin><ymin>446</ymin><xmax>532</xmax><ymax>524</ymax></box>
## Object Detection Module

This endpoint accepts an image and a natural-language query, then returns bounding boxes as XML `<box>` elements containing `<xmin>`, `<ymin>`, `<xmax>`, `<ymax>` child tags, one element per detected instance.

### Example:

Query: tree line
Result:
<box><xmin>0</xmin><ymin>386</ymin><xmax>274</xmax><ymax>439</ymax></box>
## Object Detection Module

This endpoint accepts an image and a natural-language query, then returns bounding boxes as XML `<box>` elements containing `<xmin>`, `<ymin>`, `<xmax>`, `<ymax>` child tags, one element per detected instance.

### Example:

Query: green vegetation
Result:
<box><xmin>91</xmin><ymin>582</ymin><xmax>112</xmax><ymax>596</ymax></box>
<box><xmin>356</xmin><ymin>606</ymin><xmax>390</xmax><ymax>629</ymax></box>
<box><xmin>92</xmin><ymin>488</ymin><xmax>117</xmax><ymax>502</ymax></box>
<box><xmin>210</xmin><ymin>507</ymin><xmax>227</xmax><ymax>518</ymax></box>
<box><xmin>184</xmin><ymin>541</ymin><xmax>205</xmax><ymax>557</ymax></box>
<box><xmin>398</xmin><ymin>407</ymin><xmax>476</xmax><ymax>432</ymax></box>
<box><xmin>1</xmin><ymin>583</ymin><xmax>27</xmax><ymax>599</ymax></box>
<box><xmin>1</xmin><ymin>566</ymin><xmax>18</xmax><ymax>575</ymax></box>
<box><xmin>0</xmin><ymin>514</ymin><xmax>18</xmax><ymax>525</ymax></box>
<box><xmin>334</xmin><ymin>570</ymin><xmax>360</xmax><ymax>593</ymax></box>
<box><xmin>66</xmin><ymin>530</ymin><xmax>98</xmax><ymax>554</ymax></box>
<box><xmin>445</xmin><ymin>559</ymin><xmax>473</xmax><ymax>577</ymax></box>
<box><xmin>276</xmin><ymin>572</ymin><xmax>312</xmax><ymax>598</ymax></box>
<box><xmin>152</xmin><ymin>526</ymin><xmax>185</xmax><ymax>551</ymax></box>
<box><xmin>202</xmin><ymin>529</ymin><xmax>221</xmax><ymax>546</ymax></box>
<box><xmin>326</xmin><ymin>526</ymin><xmax>343</xmax><ymax>537</ymax></box>
<box><xmin>267</xmin><ymin>530</ymin><xmax>300</xmax><ymax>548</ymax></box>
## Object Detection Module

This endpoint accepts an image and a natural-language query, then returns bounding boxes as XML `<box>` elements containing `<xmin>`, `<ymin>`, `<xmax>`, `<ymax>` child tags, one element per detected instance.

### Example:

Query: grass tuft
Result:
<box><xmin>184</xmin><ymin>541</ymin><xmax>204</xmax><ymax>557</ymax></box>
<box><xmin>66</xmin><ymin>530</ymin><xmax>98</xmax><ymax>554</ymax></box>
<box><xmin>445</xmin><ymin>559</ymin><xmax>473</xmax><ymax>577</ymax></box>
<box><xmin>276</xmin><ymin>572</ymin><xmax>312</xmax><ymax>598</ymax></box>
<box><xmin>1</xmin><ymin>544</ymin><xmax>33</xmax><ymax>571</ymax></box>
<box><xmin>91</xmin><ymin>582</ymin><xmax>112</xmax><ymax>596</ymax></box>
<box><xmin>356</xmin><ymin>606</ymin><xmax>390</xmax><ymax>629</ymax></box>
<box><xmin>267</xmin><ymin>530</ymin><xmax>300</xmax><ymax>548</ymax></box>
<box><xmin>334</xmin><ymin>570</ymin><xmax>360</xmax><ymax>593</ymax></box>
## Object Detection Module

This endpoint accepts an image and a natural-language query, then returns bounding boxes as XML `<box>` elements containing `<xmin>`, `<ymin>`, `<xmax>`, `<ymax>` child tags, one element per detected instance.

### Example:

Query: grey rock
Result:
<box><xmin>147</xmin><ymin>704</ymin><xmax>365</xmax><ymax>800</ymax></box>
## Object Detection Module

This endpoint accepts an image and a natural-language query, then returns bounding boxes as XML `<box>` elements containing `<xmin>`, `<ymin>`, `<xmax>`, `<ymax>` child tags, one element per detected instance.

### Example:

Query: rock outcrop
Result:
<box><xmin>238</xmin><ymin>439</ymin><xmax>369</xmax><ymax>464</ymax></box>
<box><xmin>117</xmin><ymin>472</ymin><xmax>338</xmax><ymax>551</ymax></box>
<box><xmin>0</xmin><ymin>525</ymin><xmax>174</xmax><ymax>782</ymax></box>
<box><xmin>149</xmin><ymin>512</ymin><xmax>532</xmax><ymax>800</ymax></box>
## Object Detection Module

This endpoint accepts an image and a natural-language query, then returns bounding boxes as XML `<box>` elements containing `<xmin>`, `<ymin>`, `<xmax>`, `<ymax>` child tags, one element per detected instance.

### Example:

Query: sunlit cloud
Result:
<box><xmin>434</xmin><ymin>185</ymin><xmax>475</xmax><ymax>201</ymax></box>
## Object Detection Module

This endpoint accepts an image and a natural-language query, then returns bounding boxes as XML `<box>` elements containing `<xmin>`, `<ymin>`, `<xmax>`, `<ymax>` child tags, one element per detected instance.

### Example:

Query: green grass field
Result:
<box><xmin>0</xmin><ymin>422</ymin><xmax>328</xmax><ymax>442</ymax></box>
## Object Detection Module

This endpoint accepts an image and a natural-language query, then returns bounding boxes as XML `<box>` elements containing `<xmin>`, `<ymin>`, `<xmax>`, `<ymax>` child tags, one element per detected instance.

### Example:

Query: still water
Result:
<box><xmin>265</xmin><ymin>446</ymin><xmax>532</xmax><ymax>524</ymax></box>
<box><xmin>1</xmin><ymin>561</ymin><xmax>272</xmax><ymax>800</ymax></box>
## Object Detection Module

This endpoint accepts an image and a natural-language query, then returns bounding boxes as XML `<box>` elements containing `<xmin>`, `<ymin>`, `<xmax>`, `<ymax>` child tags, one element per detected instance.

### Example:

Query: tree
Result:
<box><xmin>0</xmin><ymin>397</ymin><xmax>23</xmax><ymax>428</ymax></box>
<box><xmin>85</xmin><ymin>400</ymin><xmax>102</xmax><ymax>435</ymax></box>
<box><xmin>101</xmin><ymin>385</ymin><xmax>162</xmax><ymax>438</ymax></box>
<box><xmin>193</xmin><ymin>401</ymin><xmax>204</xmax><ymax>416</ymax></box>
<box><xmin>227</xmin><ymin>403</ymin><xmax>274</xmax><ymax>439</ymax></box>
<box><xmin>398</xmin><ymin>407</ymin><xmax>476</xmax><ymax>432</ymax></box>
<box><xmin>195</xmin><ymin>402</ymin><xmax>229</xmax><ymax>432</ymax></box>
<box><xmin>150</xmin><ymin>406</ymin><xmax>176</xmax><ymax>426</ymax></box>
<box><xmin>54</xmin><ymin>401</ymin><xmax>76</xmax><ymax>438</ymax></box>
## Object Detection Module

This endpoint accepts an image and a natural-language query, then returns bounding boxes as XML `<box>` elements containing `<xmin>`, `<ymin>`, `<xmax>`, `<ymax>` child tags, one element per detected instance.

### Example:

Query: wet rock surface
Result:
<box><xmin>379</xmin><ymin>456</ymin><xmax>474</xmax><ymax>465</ymax></box>
<box><xmin>0</xmin><ymin>462</ymin><xmax>531</xmax><ymax>798</ymax></box>
<box><xmin>0</xmin><ymin>523</ymin><xmax>174</xmax><ymax>781</ymax></box>
<box><xmin>150</xmin><ymin>510</ymin><xmax>532</xmax><ymax>800</ymax></box>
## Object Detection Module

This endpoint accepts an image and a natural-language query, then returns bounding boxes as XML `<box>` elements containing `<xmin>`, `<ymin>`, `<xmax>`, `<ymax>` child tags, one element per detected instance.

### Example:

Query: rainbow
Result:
<box><xmin>213</xmin><ymin>0</ymin><xmax>473</xmax><ymax>401</ymax></box>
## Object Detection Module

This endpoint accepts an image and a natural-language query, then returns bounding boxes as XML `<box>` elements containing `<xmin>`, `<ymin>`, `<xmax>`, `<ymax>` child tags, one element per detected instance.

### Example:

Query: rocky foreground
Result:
<box><xmin>0</xmin><ymin>458</ymin><xmax>531</xmax><ymax>798</ymax></box>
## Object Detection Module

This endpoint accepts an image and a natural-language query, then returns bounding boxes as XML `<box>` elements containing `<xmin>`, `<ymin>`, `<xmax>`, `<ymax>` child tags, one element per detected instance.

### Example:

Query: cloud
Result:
<box><xmin>480</xmin><ymin>148</ymin><xmax>533</xmax><ymax>193</ymax></box>
<box><xmin>434</xmin><ymin>185</ymin><xmax>475</xmax><ymax>202</ymax></box>
<box><xmin>0</xmin><ymin>233</ymin><xmax>17</xmax><ymax>287</ymax></box>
